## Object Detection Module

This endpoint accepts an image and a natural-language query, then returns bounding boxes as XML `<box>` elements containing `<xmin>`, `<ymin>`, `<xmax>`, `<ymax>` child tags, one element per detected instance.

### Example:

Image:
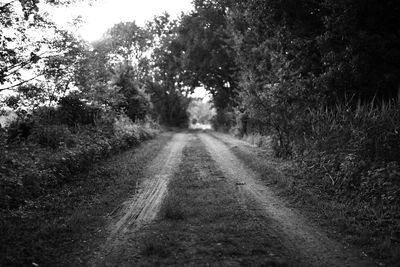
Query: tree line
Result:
<box><xmin>172</xmin><ymin>0</ymin><xmax>400</xmax><ymax>261</ymax></box>
<box><xmin>1</xmin><ymin>0</ymin><xmax>190</xmax><ymax>128</ymax></box>
<box><xmin>1</xmin><ymin>0</ymin><xmax>400</xmax><ymax>262</ymax></box>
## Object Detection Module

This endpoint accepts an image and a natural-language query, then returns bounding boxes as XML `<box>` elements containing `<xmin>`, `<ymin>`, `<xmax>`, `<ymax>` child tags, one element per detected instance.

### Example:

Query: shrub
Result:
<box><xmin>123</xmin><ymin>91</ymin><xmax>152</xmax><ymax>122</ymax></box>
<box><xmin>29</xmin><ymin>124</ymin><xmax>73</xmax><ymax>149</ymax></box>
<box><xmin>7</xmin><ymin>118</ymin><xmax>35</xmax><ymax>142</ymax></box>
<box><xmin>113</xmin><ymin>113</ymin><xmax>140</xmax><ymax>145</ymax></box>
<box><xmin>57</xmin><ymin>94</ymin><xmax>100</xmax><ymax>127</ymax></box>
<box><xmin>211</xmin><ymin>108</ymin><xmax>235</xmax><ymax>132</ymax></box>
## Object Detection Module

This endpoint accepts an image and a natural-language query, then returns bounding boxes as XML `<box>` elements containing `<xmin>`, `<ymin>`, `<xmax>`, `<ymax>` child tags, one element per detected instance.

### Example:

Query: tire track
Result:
<box><xmin>90</xmin><ymin>132</ymin><xmax>188</xmax><ymax>266</ymax></box>
<box><xmin>199</xmin><ymin>132</ymin><xmax>376</xmax><ymax>267</ymax></box>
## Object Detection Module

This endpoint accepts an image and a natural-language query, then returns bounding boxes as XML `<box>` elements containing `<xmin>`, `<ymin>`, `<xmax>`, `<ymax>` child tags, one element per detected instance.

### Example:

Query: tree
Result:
<box><xmin>72</xmin><ymin>21</ymin><xmax>154</xmax><ymax>121</ymax></box>
<box><xmin>103</xmin><ymin>21</ymin><xmax>152</xmax><ymax>65</ymax></box>
<box><xmin>318</xmin><ymin>0</ymin><xmax>400</xmax><ymax>102</ymax></box>
<box><xmin>113</xmin><ymin>63</ymin><xmax>151</xmax><ymax>121</ymax></box>
<box><xmin>0</xmin><ymin>0</ymin><xmax>84</xmax><ymax>90</ymax></box>
<box><xmin>178</xmin><ymin>3</ymin><xmax>238</xmax><ymax>111</ymax></box>
<box><xmin>144</xmin><ymin>14</ymin><xmax>191</xmax><ymax>127</ymax></box>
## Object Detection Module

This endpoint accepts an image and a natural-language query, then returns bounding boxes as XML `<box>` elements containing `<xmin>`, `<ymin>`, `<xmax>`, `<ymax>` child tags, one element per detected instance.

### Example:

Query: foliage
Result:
<box><xmin>112</xmin><ymin>63</ymin><xmax>152</xmax><ymax>121</ymax></box>
<box><xmin>210</xmin><ymin>107</ymin><xmax>235</xmax><ymax>132</ymax></box>
<box><xmin>182</xmin><ymin>0</ymin><xmax>400</xmax><ymax>261</ymax></box>
<box><xmin>57</xmin><ymin>94</ymin><xmax>100</xmax><ymax>126</ymax></box>
<box><xmin>72</xmin><ymin>17</ymin><xmax>190</xmax><ymax>126</ymax></box>
<box><xmin>30</xmin><ymin>124</ymin><xmax>73</xmax><ymax>148</ymax></box>
<box><xmin>178</xmin><ymin>3</ymin><xmax>238</xmax><ymax>112</ymax></box>
<box><xmin>188</xmin><ymin>0</ymin><xmax>400</xmax><ymax>148</ymax></box>
<box><xmin>2</xmin><ymin>3</ymin><xmax>193</xmax><ymax>128</ymax></box>
<box><xmin>0</xmin><ymin>114</ymin><xmax>159</xmax><ymax>211</ymax></box>
<box><xmin>188</xmin><ymin>99</ymin><xmax>215</xmax><ymax>125</ymax></box>
<box><xmin>145</xmin><ymin>14</ymin><xmax>191</xmax><ymax>127</ymax></box>
<box><xmin>1</xmin><ymin>0</ymin><xmax>400</xmax><ymax>262</ymax></box>
<box><xmin>0</xmin><ymin>0</ymin><xmax>86</xmax><ymax>90</ymax></box>
<box><xmin>104</xmin><ymin>21</ymin><xmax>152</xmax><ymax>63</ymax></box>
<box><xmin>147</xmin><ymin>81</ymin><xmax>190</xmax><ymax>127</ymax></box>
<box><xmin>296</xmin><ymin>102</ymin><xmax>400</xmax><ymax>185</ymax></box>
<box><xmin>317</xmin><ymin>0</ymin><xmax>400</xmax><ymax>101</ymax></box>
<box><xmin>0</xmin><ymin>5</ymin><xmax>195</xmax><ymax>267</ymax></box>
<box><xmin>6</xmin><ymin>117</ymin><xmax>34</xmax><ymax>142</ymax></box>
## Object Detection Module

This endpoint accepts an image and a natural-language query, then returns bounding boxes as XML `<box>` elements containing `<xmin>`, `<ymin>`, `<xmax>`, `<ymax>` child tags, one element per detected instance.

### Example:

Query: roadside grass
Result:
<box><xmin>211</xmin><ymin>132</ymin><xmax>398</xmax><ymax>265</ymax></box>
<box><xmin>0</xmin><ymin>133</ymin><xmax>172</xmax><ymax>267</ymax></box>
<box><xmin>129</xmin><ymin>137</ymin><xmax>291</xmax><ymax>267</ymax></box>
<box><xmin>242</xmin><ymin>133</ymin><xmax>273</xmax><ymax>150</ymax></box>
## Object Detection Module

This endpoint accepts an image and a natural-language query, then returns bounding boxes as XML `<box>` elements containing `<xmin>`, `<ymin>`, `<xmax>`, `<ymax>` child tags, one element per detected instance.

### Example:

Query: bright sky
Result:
<box><xmin>49</xmin><ymin>0</ymin><xmax>194</xmax><ymax>42</ymax></box>
<box><xmin>191</xmin><ymin>87</ymin><xmax>211</xmax><ymax>102</ymax></box>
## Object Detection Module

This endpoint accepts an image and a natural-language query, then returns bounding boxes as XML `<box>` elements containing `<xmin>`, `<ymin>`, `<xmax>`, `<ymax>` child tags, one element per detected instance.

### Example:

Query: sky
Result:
<box><xmin>49</xmin><ymin>0</ymin><xmax>194</xmax><ymax>42</ymax></box>
<box><xmin>190</xmin><ymin>87</ymin><xmax>211</xmax><ymax>102</ymax></box>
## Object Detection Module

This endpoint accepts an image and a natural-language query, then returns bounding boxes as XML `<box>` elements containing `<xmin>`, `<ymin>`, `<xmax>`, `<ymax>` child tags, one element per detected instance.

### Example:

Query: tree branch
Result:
<box><xmin>1</xmin><ymin>50</ymin><xmax>63</xmax><ymax>81</ymax></box>
<box><xmin>6</xmin><ymin>50</ymin><xmax>61</xmax><ymax>72</ymax></box>
<box><xmin>0</xmin><ymin>74</ymin><xmax>43</xmax><ymax>91</ymax></box>
<box><xmin>0</xmin><ymin>0</ymin><xmax>17</xmax><ymax>10</ymax></box>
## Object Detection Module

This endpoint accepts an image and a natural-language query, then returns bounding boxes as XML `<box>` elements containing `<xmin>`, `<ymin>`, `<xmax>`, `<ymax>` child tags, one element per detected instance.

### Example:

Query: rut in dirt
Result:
<box><xmin>90</xmin><ymin>133</ymin><xmax>188</xmax><ymax>265</ymax></box>
<box><xmin>199</xmin><ymin>132</ymin><xmax>376</xmax><ymax>267</ymax></box>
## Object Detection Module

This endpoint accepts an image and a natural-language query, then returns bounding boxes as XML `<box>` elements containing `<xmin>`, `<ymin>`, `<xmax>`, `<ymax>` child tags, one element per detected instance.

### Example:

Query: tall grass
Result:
<box><xmin>299</xmin><ymin>101</ymin><xmax>400</xmax><ymax>163</ymax></box>
<box><xmin>242</xmin><ymin>133</ymin><xmax>272</xmax><ymax>148</ymax></box>
<box><xmin>236</xmin><ymin>100</ymin><xmax>400</xmax><ymax>260</ymax></box>
<box><xmin>291</xmin><ymin>101</ymin><xmax>400</xmax><ymax>260</ymax></box>
<box><xmin>295</xmin><ymin>100</ymin><xmax>400</xmax><ymax>193</ymax></box>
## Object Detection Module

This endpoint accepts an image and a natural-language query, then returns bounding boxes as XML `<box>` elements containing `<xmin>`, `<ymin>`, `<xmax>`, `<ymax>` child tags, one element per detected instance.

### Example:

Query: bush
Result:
<box><xmin>113</xmin><ymin>113</ymin><xmax>141</xmax><ymax>145</ymax></box>
<box><xmin>7</xmin><ymin>118</ymin><xmax>34</xmax><ymax>142</ymax></box>
<box><xmin>234</xmin><ymin>100</ymin><xmax>400</xmax><ymax>260</ymax></box>
<box><xmin>0</xmin><ymin>116</ymin><xmax>159</xmax><ymax>210</ymax></box>
<box><xmin>57</xmin><ymin>94</ymin><xmax>100</xmax><ymax>127</ymax></box>
<box><xmin>29</xmin><ymin>124</ymin><xmax>73</xmax><ymax>149</ymax></box>
<box><xmin>211</xmin><ymin>108</ymin><xmax>235</xmax><ymax>132</ymax></box>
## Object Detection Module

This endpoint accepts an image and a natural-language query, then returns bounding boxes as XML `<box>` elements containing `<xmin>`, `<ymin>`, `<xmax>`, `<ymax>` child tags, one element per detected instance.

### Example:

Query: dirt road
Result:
<box><xmin>88</xmin><ymin>131</ymin><xmax>377</xmax><ymax>266</ymax></box>
<box><xmin>90</xmin><ymin>133</ymin><xmax>188</xmax><ymax>266</ymax></box>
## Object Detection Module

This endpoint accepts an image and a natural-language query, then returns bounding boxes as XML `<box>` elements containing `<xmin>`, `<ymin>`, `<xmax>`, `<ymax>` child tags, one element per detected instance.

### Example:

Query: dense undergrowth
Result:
<box><xmin>236</xmin><ymin>102</ymin><xmax>400</xmax><ymax>263</ymax></box>
<box><xmin>296</xmin><ymin>104</ymin><xmax>400</xmax><ymax>262</ymax></box>
<box><xmin>0</xmin><ymin>94</ymin><xmax>160</xmax><ymax>210</ymax></box>
<box><xmin>0</xmin><ymin>95</ymin><xmax>161</xmax><ymax>266</ymax></box>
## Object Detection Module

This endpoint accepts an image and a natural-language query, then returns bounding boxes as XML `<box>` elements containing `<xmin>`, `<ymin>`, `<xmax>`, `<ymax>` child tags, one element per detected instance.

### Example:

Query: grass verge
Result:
<box><xmin>211</xmin><ymin>132</ymin><xmax>399</xmax><ymax>266</ymax></box>
<box><xmin>0</xmin><ymin>133</ymin><xmax>172</xmax><ymax>266</ymax></box>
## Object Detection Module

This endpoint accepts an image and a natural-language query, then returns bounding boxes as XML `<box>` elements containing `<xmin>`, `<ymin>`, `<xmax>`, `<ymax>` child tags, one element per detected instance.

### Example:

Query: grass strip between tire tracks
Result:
<box><xmin>126</xmin><ymin>135</ymin><xmax>291</xmax><ymax>267</ymax></box>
